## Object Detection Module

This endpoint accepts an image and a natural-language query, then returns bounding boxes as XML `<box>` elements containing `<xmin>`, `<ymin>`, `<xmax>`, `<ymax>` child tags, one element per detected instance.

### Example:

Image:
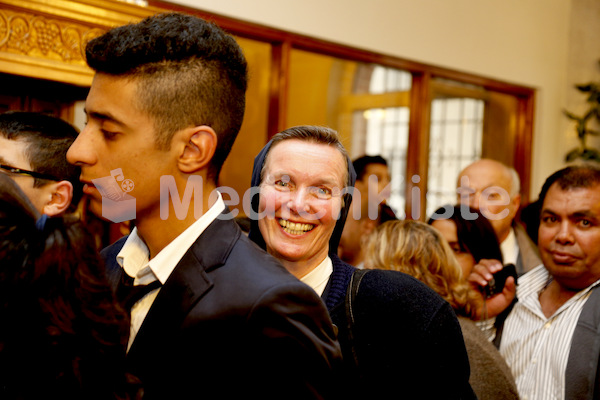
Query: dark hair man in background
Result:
<box><xmin>470</xmin><ymin>163</ymin><xmax>600</xmax><ymax>400</ymax></box>
<box><xmin>338</xmin><ymin>155</ymin><xmax>396</xmax><ymax>267</ymax></box>
<box><xmin>352</xmin><ymin>154</ymin><xmax>397</xmax><ymax>222</ymax></box>
<box><xmin>0</xmin><ymin>111</ymin><xmax>82</xmax><ymax>216</ymax></box>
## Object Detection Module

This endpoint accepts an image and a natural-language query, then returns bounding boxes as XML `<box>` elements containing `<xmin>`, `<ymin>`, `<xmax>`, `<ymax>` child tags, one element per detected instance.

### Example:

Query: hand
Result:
<box><xmin>468</xmin><ymin>259</ymin><xmax>516</xmax><ymax>320</ymax></box>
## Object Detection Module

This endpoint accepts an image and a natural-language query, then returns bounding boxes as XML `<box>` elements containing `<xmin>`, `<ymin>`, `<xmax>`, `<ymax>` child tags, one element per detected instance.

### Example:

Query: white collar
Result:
<box><xmin>300</xmin><ymin>256</ymin><xmax>333</xmax><ymax>296</ymax></box>
<box><xmin>117</xmin><ymin>192</ymin><xmax>226</xmax><ymax>284</ymax></box>
<box><xmin>500</xmin><ymin>227</ymin><xmax>519</xmax><ymax>265</ymax></box>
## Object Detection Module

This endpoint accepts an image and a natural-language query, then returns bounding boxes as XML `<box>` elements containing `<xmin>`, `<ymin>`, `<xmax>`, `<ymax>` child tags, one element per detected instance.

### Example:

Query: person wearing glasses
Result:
<box><xmin>0</xmin><ymin>111</ymin><xmax>82</xmax><ymax>216</ymax></box>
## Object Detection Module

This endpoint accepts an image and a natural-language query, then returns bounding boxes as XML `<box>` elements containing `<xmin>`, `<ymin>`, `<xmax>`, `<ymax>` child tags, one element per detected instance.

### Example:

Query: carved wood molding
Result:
<box><xmin>0</xmin><ymin>0</ymin><xmax>164</xmax><ymax>86</ymax></box>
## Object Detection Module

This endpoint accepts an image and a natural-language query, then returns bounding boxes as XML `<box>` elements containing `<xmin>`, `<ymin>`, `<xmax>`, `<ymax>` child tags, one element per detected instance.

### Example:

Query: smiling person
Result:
<box><xmin>469</xmin><ymin>163</ymin><xmax>600</xmax><ymax>400</ymax></box>
<box><xmin>249</xmin><ymin>125</ymin><xmax>476</xmax><ymax>399</ymax></box>
<box><xmin>0</xmin><ymin>111</ymin><xmax>82</xmax><ymax>216</ymax></box>
<box><xmin>66</xmin><ymin>13</ymin><xmax>341</xmax><ymax>399</ymax></box>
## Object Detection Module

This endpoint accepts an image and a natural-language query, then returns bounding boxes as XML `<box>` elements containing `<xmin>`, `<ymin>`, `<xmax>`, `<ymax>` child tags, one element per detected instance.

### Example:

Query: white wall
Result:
<box><xmin>170</xmin><ymin>0</ymin><xmax>580</xmax><ymax>198</ymax></box>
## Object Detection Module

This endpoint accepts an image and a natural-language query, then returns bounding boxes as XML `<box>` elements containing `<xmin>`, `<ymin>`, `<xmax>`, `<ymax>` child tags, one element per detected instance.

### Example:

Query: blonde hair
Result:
<box><xmin>363</xmin><ymin>219</ymin><xmax>480</xmax><ymax>318</ymax></box>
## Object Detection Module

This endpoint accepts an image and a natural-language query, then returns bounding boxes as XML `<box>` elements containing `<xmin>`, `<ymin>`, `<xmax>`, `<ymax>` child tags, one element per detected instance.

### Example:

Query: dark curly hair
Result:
<box><xmin>0</xmin><ymin>174</ymin><xmax>141</xmax><ymax>399</ymax></box>
<box><xmin>85</xmin><ymin>12</ymin><xmax>248</xmax><ymax>181</ymax></box>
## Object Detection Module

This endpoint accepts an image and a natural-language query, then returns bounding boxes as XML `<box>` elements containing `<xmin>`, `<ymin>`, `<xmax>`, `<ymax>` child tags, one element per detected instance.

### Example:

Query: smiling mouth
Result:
<box><xmin>278</xmin><ymin>218</ymin><xmax>315</xmax><ymax>235</ymax></box>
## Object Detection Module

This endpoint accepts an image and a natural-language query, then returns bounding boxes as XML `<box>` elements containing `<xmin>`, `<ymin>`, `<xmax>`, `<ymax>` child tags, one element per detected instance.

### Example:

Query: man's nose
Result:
<box><xmin>555</xmin><ymin>221</ymin><xmax>575</xmax><ymax>244</ymax></box>
<box><xmin>66</xmin><ymin>125</ymin><xmax>96</xmax><ymax>166</ymax></box>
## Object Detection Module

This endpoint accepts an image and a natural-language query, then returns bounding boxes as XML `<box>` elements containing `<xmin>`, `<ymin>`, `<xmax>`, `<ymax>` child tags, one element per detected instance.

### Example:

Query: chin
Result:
<box><xmin>87</xmin><ymin>198</ymin><xmax>105</xmax><ymax>220</ymax></box>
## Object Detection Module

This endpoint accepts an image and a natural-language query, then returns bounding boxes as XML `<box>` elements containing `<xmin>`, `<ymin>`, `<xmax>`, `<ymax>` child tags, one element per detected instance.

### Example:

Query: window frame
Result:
<box><xmin>150</xmin><ymin>0</ymin><xmax>536</xmax><ymax>219</ymax></box>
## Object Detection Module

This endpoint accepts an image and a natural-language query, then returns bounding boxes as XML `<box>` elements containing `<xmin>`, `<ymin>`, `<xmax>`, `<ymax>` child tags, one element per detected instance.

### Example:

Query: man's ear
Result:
<box><xmin>178</xmin><ymin>125</ymin><xmax>217</xmax><ymax>174</ymax></box>
<box><xmin>509</xmin><ymin>193</ymin><xmax>521</xmax><ymax>219</ymax></box>
<box><xmin>42</xmin><ymin>180</ymin><xmax>73</xmax><ymax>216</ymax></box>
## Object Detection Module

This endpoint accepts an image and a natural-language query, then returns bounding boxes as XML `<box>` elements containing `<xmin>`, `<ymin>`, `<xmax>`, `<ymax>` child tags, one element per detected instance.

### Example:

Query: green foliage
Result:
<box><xmin>564</xmin><ymin>60</ymin><xmax>600</xmax><ymax>162</ymax></box>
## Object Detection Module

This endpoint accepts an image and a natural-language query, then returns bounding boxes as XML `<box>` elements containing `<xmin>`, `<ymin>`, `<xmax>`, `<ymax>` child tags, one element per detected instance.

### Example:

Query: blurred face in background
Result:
<box><xmin>430</xmin><ymin>218</ymin><xmax>476</xmax><ymax>277</ymax></box>
<box><xmin>457</xmin><ymin>159</ymin><xmax>520</xmax><ymax>243</ymax></box>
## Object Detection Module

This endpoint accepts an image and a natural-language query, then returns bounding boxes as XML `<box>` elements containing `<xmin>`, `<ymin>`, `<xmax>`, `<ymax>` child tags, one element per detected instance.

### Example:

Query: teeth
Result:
<box><xmin>278</xmin><ymin>219</ymin><xmax>314</xmax><ymax>235</ymax></box>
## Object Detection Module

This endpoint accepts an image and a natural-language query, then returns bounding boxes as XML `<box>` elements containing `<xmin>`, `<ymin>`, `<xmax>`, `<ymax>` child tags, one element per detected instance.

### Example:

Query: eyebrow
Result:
<box><xmin>269</xmin><ymin>170</ymin><xmax>343</xmax><ymax>187</ymax></box>
<box><xmin>85</xmin><ymin>108</ymin><xmax>127</xmax><ymax>129</ymax></box>
<box><xmin>571</xmin><ymin>210</ymin><xmax>598</xmax><ymax>220</ymax></box>
<box><xmin>542</xmin><ymin>208</ymin><xmax>598</xmax><ymax>219</ymax></box>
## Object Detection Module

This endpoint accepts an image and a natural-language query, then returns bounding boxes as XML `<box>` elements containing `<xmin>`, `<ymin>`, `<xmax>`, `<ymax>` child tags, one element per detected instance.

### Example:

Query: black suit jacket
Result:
<box><xmin>102</xmin><ymin>213</ymin><xmax>342</xmax><ymax>399</ymax></box>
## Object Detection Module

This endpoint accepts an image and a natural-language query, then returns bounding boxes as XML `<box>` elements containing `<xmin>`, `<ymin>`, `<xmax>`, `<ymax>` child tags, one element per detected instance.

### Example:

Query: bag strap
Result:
<box><xmin>345</xmin><ymin>269</ymin><xmax>369</xmax><ymax>369</ymax></box>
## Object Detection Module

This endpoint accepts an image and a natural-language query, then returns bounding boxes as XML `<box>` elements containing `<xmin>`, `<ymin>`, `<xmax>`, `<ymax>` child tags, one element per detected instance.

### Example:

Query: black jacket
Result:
<box><xmin>102</xmin><ymin>213</ymin><xmax>342</xmax><ymax>399</ymax></box>
<box><xmin>248</xmin><ymin>137</ymin><xmax>475</xmax><ymax>399</ymax></box>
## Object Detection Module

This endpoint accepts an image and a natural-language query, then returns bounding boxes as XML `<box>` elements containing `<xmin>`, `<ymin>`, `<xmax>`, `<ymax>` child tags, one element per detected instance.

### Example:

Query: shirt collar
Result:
<box><xmin>117</xmin><ymin>192</ymin><xmax>226</xmax><ymax>284</ymax></box>
<box><xmin>501</xmin><ymin>227</ymin><xmax>519</xmax><ymax>265</ymax></box>
<box><xmin>300</xmin><ymin>256</ymin><xmax>334</xmax><ymax>296</ymax></box>
<box><xmin>518</xmin><ymin>264</ymin><xmax>600</xmax><ymax>314</ymax></box>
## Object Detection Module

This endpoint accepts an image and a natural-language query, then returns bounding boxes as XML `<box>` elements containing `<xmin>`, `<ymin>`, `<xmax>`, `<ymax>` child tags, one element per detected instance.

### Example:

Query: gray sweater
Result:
<box><xmin>459</xmin><ymin>317</ymin><xmax>519</xmax><ymax>400</ymax></box>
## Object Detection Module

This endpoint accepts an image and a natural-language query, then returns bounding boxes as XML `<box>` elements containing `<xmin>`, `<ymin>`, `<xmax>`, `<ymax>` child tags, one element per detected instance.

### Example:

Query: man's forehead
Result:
<box><xmin>543</xmin><ymin>183</ymin><xmax>600</xmax><ymax>211</ymax></box>
<box><xmin>459</xmin><ymin>165</ymin><xmax>511</xmax><ymax>190</ymax></box>
<box><xmin>364</xmin><ymin>163</ymin><xmax>389</xmax><ymax>176</ymax></box>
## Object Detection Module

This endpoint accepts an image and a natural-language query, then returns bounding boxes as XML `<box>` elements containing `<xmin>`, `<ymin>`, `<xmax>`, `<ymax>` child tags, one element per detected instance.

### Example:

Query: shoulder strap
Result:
<box><xmin>345</xmin><ymin>269</ymin><xmax>369</xmax><ymax>369</ymax></box>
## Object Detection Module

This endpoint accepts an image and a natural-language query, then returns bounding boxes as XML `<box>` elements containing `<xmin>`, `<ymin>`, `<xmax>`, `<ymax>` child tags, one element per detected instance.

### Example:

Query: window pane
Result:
<box><xmin>427</xmin><ymin>96</ymin><xmax>484</xmax><ymax>218</ymax></box>
<box><xmin>287</xmin><ymin>52</ymin><xmax>411</xmax><ymax>217</ymax></box>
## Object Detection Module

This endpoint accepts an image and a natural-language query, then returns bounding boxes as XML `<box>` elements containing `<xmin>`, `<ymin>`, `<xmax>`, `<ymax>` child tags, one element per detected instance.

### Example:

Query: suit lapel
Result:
<box><xmin>127</xmin><ymin>213</ymin><xmax>242</xmax><ymax>360</ymax></box>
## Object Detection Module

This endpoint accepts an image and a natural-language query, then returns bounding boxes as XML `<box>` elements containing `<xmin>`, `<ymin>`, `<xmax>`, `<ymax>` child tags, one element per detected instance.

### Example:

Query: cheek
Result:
<box><xmin>319</xmin><ymin>199</ymin><xmax>342</xmax><ymax>228</ymax></box>
<box><xmin>537</xmin><ymin>227</ymin><xmax>555</xmax><ymax>248</ymax></box>
<box><xmin>577</xmin><ymin>233</ymin><xmax>600</xmax><ymax>257</ymax></box>
<box><xmin>258</xmin><ymin>188</ymin><xmax>285</xmax><ymax>215</ymax></box>
<box><xmin>456</xmin><ymin>253</ymin><xmax>476</xmax><ymax>275</ymax></box>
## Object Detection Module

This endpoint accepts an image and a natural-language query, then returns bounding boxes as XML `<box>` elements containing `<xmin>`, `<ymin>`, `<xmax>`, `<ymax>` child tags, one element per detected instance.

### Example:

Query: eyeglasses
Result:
<box><xmin>0</xmin><ymin>164</ymin><xmax>61</xmax><ymax>181</ymax></box>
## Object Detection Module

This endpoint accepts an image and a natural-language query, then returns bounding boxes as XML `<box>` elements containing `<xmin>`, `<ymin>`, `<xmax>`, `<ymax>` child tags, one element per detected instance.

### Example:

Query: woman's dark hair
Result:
<box><xmin>428</xmin><ymin>204</ymin><xmax>503</xmax><ymax>264</ymax></box>
<box><xmin>0</xmin><ymin>174</ymin><xmax>141</xmax><ymax>399</ymax></box>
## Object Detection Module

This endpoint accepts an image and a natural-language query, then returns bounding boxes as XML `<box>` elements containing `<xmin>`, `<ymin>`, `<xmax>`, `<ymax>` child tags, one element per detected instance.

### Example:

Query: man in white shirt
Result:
<box><xmin>469</xmin><ymin>163</ymin><xmax>600</xmax><ymax>400</ymax></box>
<box><xmin>67</xmin><ymin>12</ymin><xmax>341</xmax><ymax>399</ymax></box>
<box><xmin>457</xmin><ymin>158</ymin><xmax>541</xmax><ymax>275</ymax></box>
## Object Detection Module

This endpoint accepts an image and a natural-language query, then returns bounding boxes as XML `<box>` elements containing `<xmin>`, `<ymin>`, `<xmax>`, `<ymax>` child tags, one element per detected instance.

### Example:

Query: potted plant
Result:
<box><xmin>564</xmin><ymin>59</ymin><xmax>600</xmax><ymax>162</ymax></box>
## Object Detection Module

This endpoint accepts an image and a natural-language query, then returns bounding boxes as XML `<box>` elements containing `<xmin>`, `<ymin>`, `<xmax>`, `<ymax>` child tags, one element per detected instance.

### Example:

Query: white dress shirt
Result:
<box><xmin>499</xmin><ymin>265</ymin><xmax>600</xmax><ymax>400</ymax></box>
<box><xmin>116</xmin><ymin>192</ymin><xmax>226</xmax><ymax>350</ymax></box>
<box><xmin>501</xmin><ymin>227</ymin><xmax>519</xmax><ymax>266</ymax></box>
<box><xmin>300</xmin><ymin>257</ymin><xmax>333</xmax><ymax>296</ymax></box>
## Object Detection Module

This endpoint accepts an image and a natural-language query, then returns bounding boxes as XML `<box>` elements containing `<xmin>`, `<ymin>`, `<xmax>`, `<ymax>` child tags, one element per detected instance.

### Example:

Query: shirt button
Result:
<box><xmin>532</xmin><ymin>358</ymin><xmax>537</xmax><ymax>364</ymax></box>
<box><xmin>544</xmin><ymin>321</ymin><xmax>552</xmax><ymax>329</ymax></box>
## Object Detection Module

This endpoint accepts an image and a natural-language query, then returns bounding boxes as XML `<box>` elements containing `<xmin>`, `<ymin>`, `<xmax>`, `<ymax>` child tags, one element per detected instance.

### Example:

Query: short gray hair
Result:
<box><xmin>260</xmin><ymin>125</ymin><xmax>350</xmax><ymax>188</ymax></box>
